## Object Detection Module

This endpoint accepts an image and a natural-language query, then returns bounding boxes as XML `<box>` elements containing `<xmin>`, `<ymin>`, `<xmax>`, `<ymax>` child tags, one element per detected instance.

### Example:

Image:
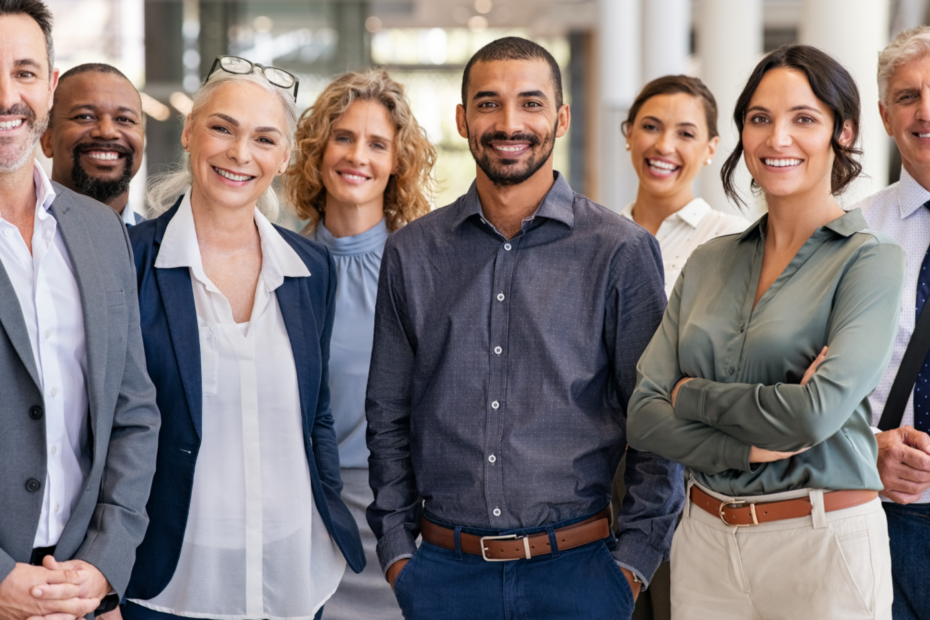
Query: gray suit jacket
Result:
<box><xmin>0</xmin><ymin>183</ymin><xmax>160</xmax><ymax>597</ymax></box>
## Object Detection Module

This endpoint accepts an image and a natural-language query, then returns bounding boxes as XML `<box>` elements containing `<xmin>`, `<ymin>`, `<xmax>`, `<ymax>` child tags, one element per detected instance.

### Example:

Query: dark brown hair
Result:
<box><xmin>461</xmin><ymin>36</ymin><xmax>563</xmax><ymax>109</ymax></box>
<box><xmin>721</xmin><ymin>45</ymin><xmax>862</xmax><ymax>206</ymax></box>
<box><xmin>622</xmin><ymin>75</ymin><xmax>718</xmax><ymax>139</ymax></box>
<box><xmin>0</xmin><ymin>0</ymin><xmax>53</xmax><ymax>71</ymax></box>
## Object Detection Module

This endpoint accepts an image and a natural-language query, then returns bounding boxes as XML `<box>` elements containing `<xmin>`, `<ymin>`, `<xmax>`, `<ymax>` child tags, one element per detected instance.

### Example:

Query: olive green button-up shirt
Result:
<box><xmin>628</xmin><ymin>209</ymin><xmax>906</xmax><ymax>496</ymax></box>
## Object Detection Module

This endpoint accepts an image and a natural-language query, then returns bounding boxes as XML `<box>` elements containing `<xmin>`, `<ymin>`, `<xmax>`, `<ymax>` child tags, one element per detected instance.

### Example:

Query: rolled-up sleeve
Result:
<box><xmin>365</xmin><ymin>239</ymin><xmax>420</xmax><ymax>573</ymax></box>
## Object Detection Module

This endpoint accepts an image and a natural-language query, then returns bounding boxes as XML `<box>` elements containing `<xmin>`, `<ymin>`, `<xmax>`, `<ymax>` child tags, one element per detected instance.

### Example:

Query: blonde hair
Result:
<box><xmin>285</xmin><ymin>69</ymin><xmax>436</xmax><ymax>232</ymax></box>
<box><xmin>146</xmin><ymin>71</ymin><xmax>298</xmax><ymax>221</ymax></box>
<box><xmin>879</xmin><ymin>26</ymin><xmax>930</xmax><ymax>105</ymax></box>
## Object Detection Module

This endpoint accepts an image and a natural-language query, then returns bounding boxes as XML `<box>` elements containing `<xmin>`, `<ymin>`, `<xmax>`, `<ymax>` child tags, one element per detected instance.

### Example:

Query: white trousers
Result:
<box><xmin>670</xmin><ymin>480</ymin><xmax>892</xmax><ymax>620</ymax></box>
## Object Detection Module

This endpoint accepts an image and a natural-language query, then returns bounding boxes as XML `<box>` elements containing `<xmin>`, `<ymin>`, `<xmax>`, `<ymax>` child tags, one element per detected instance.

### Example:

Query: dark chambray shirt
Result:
<box><xmin>365</xmin><ymin>172</ymin><xmax>684</xmax><ymax>585</ymax></box>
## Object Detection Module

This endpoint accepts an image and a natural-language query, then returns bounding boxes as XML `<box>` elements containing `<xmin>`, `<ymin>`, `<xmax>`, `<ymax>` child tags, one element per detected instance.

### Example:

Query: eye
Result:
<box><xmin>476</xmin><ymin>101</ymin><xmax>498</xmax><ymax>109</ymax></box>
<box><xmin>116</xmin><ymin>116</ymin><xmax>137</xmax><ymax>124</ymax></box>
<box><xmin>524</xmin><ymin>101</ymin><xmax>542</xmax><ymax>108</ymax></box>
<box><xmin>334</xmin><ymin>135</ymin><xmax>351</xmax><ymax>143</ymax></box>
<box><xmin>211</xmin><ymin>125</ymin><xmax>231</xmax><ymax>134</ymax></box>
<box><xmin>898</xmin><ymin>92</ymin><xmax>917</xmax><ymax>102</ymax></box>
<box><xmin>796</xmin><ymin>115</ymin><xmax>815</xmax><ymax>124</ymax></box>
<box><xmin>641</xmin><ymin>122</ymin><xmax>658</xmax><ymax>131</ymax></box>
<box><xmin>680</xmin><ymin>131</ymin><xmax>695</xmax><ymax>139</ymax></box>
<box><xmin>749</xmin><ymin>114</ymin><xmax>769</xmax><ymax>124</ymax></box>
<box><xmin>371</xmin><ymin>141</ymin><xmax>386</xmax><ymax>150</ymax></box>
<box><xmin>15</xmin><ymin>70</ymin><xmax>36</xmax><ymax>79</ymax></box>
<box><xmin>258</xmin><ymin>136</ymin><xmax>275</xmax><ymax>145</ymax></box>
<box><xmin>72</xmin><ymin>114</ymin><xmax>94</xmax><ymax>121</ymax></box>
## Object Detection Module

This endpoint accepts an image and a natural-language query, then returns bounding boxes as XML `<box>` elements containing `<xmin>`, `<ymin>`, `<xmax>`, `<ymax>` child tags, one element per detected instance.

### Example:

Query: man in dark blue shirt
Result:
<box><xmin>366</xmin><ymin>36</ymin><xmax>683</xmax><ymax>620</ymax></box>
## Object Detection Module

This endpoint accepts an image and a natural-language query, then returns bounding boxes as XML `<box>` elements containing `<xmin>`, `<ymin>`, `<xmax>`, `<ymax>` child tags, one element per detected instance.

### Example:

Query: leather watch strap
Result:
<box><xmin>691</xmin><ymin>486</ymin><xmax>878</xmax><ymax>526</ymax></box>
<box><xmin>421</xmin><ymin>509</ymin><xmax>611</xmax><ymax>560</ymax></box>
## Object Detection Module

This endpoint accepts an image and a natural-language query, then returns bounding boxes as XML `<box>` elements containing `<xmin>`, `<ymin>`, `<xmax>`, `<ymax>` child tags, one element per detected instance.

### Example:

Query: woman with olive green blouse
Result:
<box><xmin>628</xmin><ymin>46</ymin><xmax>903</xmax><ymax>620</ymax></box>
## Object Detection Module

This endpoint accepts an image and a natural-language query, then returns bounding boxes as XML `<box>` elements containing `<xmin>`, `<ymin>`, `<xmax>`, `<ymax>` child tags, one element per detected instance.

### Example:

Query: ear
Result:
<box><xmin>48</xmin><ymin>67</ymin><xmax>59</xmax><ymax>99</ymax></box>
<box><xmin>180</xmin><ymin>114</ymin><xmax>193</xmax><ymax>151</ymax></box>
<box><xmin>278</xmin><ymin>148</ymin><xmax>292</xmax><ymax>176</ymax></box>
<box><xmin>555</xmin><ymin>103</ymin><xmax>571</xmax><ymax>138</ymax></box>
<box><xmin>39</xmin><ymin>126</ymin><xmax>53</xmax><ymax>158</ymax></box>
<box><xmin>838</xmin><ymin>119</ymin><xmax>855</xmax><ymax>147</ymax></box>
<box><xmin>456</xmin><ymin>104</ymin><xmax>468</xmax><ymax>139</ymax></box>
<box><xmin>706</xmin><ymin>135</ymin><xmax>720</xmax><ymax>160</ymax></box>
<box><xmin>878</xmin><ymin>100</ymin><xmax>894</xmax><ymax>137</ymax></box>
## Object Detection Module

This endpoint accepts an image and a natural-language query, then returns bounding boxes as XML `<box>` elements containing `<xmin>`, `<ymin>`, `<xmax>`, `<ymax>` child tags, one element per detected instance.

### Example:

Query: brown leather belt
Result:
<box><xmin>420</xmin><ymin>509</ymin><xmax>611</xmax><ymax>561</ymax></box>
<box><xmin>691</xmin><ymin>485</ymin><xmax>878</xmax><ymax>527</ymax></box>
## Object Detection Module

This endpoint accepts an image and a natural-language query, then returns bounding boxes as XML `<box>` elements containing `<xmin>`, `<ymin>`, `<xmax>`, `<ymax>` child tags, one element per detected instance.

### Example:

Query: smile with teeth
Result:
<box><xmin>339</xmin><ymin>171</ymin><xmax>369</xmax><ymax>182</ymax></box>
<box><xmin>213</xmin><ymin>166</ymin><xmax>253</xmax><ymax>182</ymax></box>
<box><xmin>647</xmin><ymin>159</ymin><xmax>679</xmax><ymax>172</ymax></box>
<box><xmin>915</xmin><ymin>132</ymin><xmax>930</xmax><ymax>138</ymax></box>
<box><xmin>0</xmin><ymin>119</ymin><xmax>24</xmax><ymax>131</ymax></box>
<box><xmin>763</xmin><ymin>158</ymin><xmax>803</xmax><ymax>167</ymax></box>
<box><xmin>86</xmin><ymin>151</ymin><xmax>121</xmax><ymax>161</ymax></box>
<box><xmin>494</xmin><ymin>143</ymin><xmax>528</xmax><ymax>153</ymax></box>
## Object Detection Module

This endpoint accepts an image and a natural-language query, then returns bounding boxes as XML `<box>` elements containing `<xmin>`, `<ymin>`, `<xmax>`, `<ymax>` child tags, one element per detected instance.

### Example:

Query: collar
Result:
<box><xmin>313</xmin><ymin>218</ymin><xmax>389</xmax><ymax>256</ymax></box>
<box><xmin>33</xmin><ymin>161</ymin><xmax>57</xmax><ymax>222</ymax></box>
<box><xmin>451</xmin><ymin>171</ymin><xmax>575</xmax><ymax>230</ymax></box>
<box><xmin>154</xmin><ymin>188</ymin><xmax>309</xmax><ymax>291</ymax></box>
<box><xmin>620</xmin><ymin>198</ymin><xmax>711</xmax><ymax>230</ymax></box>
<box><xmin>895</xmin><ymin>166</ymin><xmax>930</xmax><ymax>219</ymax></box>
<box><xmin>121</xmin><ymin>202</ymin><xmax>137</xmax><ymax>226</ymax></box>
<box><xmin>736</xmin><ymin>207</ymin><xmax>868</xmax><ymax>242</ymax></box>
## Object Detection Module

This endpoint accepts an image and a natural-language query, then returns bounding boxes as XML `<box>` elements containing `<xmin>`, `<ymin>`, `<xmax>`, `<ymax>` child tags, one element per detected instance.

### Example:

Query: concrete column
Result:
<box><xmin>642</xmin><ymin>0</ymin><xmax>690</xmax><ymax>82</ymax></box>
<box><xmin>800</xmin><ymin>0</ymin><xmax>891</xmax><ymax>204</ymax></box>
<box><xmin>696</xmin><ymin>0</ymin><xmax>763</xmax><ymax>215</ymax></box>
<box><xmin>596</xmin><ymin>0</ymin><xmax>640</xmax><ymax>211</ymax></box>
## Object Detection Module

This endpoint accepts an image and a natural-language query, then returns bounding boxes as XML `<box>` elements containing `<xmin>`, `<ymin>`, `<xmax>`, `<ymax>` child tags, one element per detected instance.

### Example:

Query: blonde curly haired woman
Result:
<box><xmin>285</xmin><ymin>68</ymin><xmax>436</xmax><ymax>620</ymax></box>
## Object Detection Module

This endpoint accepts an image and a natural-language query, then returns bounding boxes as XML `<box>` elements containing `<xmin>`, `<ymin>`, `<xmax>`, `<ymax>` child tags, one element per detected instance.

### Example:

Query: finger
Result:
<box><xmin>897</xmin><ymin>444</ymin><xmax>930</xmax><ymax>473</ymax></box>
<box><xmin>32</xmin><ymin>584</ymin><xmax>86</xmax><ymax>600</ymax></box>
<box><xmin>26</xmin><ymin>614</ymin><xmax>79</xmax><ymax>620</ymax></box>
<box><xmin>881</xmin><ymin>489</ymin><xmax>923</xmax><ymax>504</ymax></box>
<box><xmin>43</xmin><ymin>569</ymin><xmax>89</xmax><ymax>586</ymax></box>
<box><xmin>901</xmin><ymin>426</ymin><xmax>930</xmax><ymax>454</ymax></box>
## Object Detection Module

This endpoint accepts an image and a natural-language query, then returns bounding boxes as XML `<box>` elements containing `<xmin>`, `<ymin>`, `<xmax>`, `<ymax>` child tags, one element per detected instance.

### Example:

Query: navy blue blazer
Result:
<box><xmin>125</xmin><ymin>199</ymin><xmax>364</xmax><ymax>601</ymax></box>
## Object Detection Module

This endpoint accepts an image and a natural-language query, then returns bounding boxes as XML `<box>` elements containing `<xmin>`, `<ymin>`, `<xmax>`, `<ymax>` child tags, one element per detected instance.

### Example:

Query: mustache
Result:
<box><xmin>479</xmin><ymin>131</ymin><xmax>541</xmax><ymax>149</ymax></box>
<box><xmin>0</xmin><ymin>104</ymin><xmax>37</xmax><ymax>123</ymax></box>
<box><xmin>74</xmin><ymin>141</ymin><xmax>132</xmax><ymax>157</ymax></box>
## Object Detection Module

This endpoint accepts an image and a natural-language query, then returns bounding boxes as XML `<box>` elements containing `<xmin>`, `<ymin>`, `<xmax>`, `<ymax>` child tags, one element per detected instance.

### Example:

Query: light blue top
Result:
<box><xmin>309</xmin><ymin>218</ymin><xmax>389</xmax><ymax>469</ymax></box>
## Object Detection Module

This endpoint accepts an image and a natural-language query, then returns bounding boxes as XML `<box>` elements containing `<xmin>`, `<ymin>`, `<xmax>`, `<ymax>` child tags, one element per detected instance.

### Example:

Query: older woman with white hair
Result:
<box><xmin>115</xmin><ymin>57</ymin><xmax>364</xmax><ymax>620</ymax></box>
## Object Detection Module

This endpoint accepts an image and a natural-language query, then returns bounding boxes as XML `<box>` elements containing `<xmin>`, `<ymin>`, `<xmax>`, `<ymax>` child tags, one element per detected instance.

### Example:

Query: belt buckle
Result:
<box><xmin>479</xmin><ymin>534</ymin><xmax>531</xmax><ymax>561</ymax></box>
<box><xmin>718</xmin><ymin>499</ymin><xmax>759</xmax><ymax>527</ymax></box>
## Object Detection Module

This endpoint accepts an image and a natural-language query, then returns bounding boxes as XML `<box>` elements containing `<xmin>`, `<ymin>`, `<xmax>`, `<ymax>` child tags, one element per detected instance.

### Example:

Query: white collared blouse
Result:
<box><xmin>621</xmin><ymin>198</ymin><xmax>748</xmax><ymax>297</ymax></box>
<box><xmin>129</xmin><ymin>190</ymin><xmax>345</xmax><ymax>619</ymax></box>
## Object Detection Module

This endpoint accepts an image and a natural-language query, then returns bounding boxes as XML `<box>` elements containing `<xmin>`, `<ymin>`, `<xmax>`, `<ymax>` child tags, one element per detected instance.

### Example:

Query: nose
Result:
<box><xmin>655</xmin><ymin>129</ymin><xmax>675</xmax><ymax>154</ymax></box>
<box><xmin>766</xmin><ymin>118</ymin><xmax>793</xmax><ymax>149</ymax></box>
<box><xmin>498</xmin><ymin>102</ymin><xmax>523</xmax><ymax>136</ymax></box>
<box><xmin>0</xmin><ymin>72</ymin><xmax>20</xmax><ymax>113</ymax></box>
<box><xmin>90</xmin><ymin>115</ymin><xmax>120</xmax><ymax>141</ymax></box>
<box><xmin>346</xmin><ymin>139</ymin><xmax>369</xmax><ymax>165</ymax></box>
<box><xmin>226</xmin><ymin>134</ymin><xmax>252</xmax><ymax>165</ymax></box>
<box><xmin>917</xmin><ymin>92</ymin><xmax>930</xmax><ymax>123</ymax></box>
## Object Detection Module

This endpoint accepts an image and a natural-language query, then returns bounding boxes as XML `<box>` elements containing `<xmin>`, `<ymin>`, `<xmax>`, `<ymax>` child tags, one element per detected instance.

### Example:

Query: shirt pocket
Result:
<box><xmin>200</xmin><ymin>326</ymin><xmax>218</xmax><ymax>396</ymax></box>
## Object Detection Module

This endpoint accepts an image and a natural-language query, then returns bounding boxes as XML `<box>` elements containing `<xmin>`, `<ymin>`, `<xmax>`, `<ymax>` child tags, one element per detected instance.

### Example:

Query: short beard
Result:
<box><xmin>70</xmin><ymin>142</ymin><xmax>134</xmax><ymax>205</ymax></box>
<box><xmin>468</xmin><ymin>120</ymin><xmax>557</xmax><ymax>187</ymax></box>
<box><xmin>0</xmin><ymin>104</ymin><xmax>47</xmax><ymax>174</ymax></box>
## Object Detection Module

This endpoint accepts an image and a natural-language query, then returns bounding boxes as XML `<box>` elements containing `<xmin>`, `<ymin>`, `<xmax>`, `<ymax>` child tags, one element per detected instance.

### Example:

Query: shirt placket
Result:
<box><xmin>484</xmin><ymin>234</ymin><xmax>519</xmax><ymax>523</ymax></box>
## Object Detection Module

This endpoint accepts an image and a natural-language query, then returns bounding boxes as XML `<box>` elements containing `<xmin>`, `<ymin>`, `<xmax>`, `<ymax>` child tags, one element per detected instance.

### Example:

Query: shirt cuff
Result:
<box><xmin>611</xmin><ymin>529</ymin><xmax>664</xmax><ymax>589</ymax></box>
<box><xmin>376</xmin><ymin>527</ymin><xmax>418</xmax><ymax>575</ymax></box>
<box><xmin>673</xmin><ymin>378</ymin><xmax>709</xmax><ymax>423</ymax></box>
<box><xmin>871</xmin><ymin>426</ymin><xmax>882</xmax><ymax>435</ymax></box>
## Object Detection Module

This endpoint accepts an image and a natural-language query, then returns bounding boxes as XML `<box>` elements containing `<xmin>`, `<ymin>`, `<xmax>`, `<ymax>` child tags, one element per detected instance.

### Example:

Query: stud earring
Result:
<box><xmin>706</xmin><ymin>159</ymin><xmax>713</xmax><ymax>165</ymax></box>
<box><xmin>625</xmin><ymin>143</ymin><xmax>631</xmax><ymax>151</ymax></box>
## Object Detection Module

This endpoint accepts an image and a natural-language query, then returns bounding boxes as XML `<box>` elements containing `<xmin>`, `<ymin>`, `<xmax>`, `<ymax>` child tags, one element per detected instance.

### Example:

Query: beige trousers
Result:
<box><xmin>670</xmin><ymin>480</ymin><xmax>892</xmax><ymax>620</ymax></box>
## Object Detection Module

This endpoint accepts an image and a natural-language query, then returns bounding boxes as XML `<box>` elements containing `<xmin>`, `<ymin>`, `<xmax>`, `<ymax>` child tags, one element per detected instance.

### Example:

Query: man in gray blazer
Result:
<box><xmin>0</xmin><ymin>1</ymin><xmax>159</xmax><ymax>619</ymax></box>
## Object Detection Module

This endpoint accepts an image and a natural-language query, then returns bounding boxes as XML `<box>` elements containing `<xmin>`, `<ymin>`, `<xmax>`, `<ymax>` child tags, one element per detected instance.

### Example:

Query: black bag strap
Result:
<box><xmin>879</xmin><ymin>299</ymin><xmax>930</xmax><ymax>431</ymax></box>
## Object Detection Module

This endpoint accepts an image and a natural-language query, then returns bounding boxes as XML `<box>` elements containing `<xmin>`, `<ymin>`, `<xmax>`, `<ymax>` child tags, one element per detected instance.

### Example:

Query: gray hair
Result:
<box><xmin>146</xmin><ymin>70</ymin><xmax>298</xmax><ymax>221</ymax></box>
<box><xmin>878</xmin><ymin>26</ymin><xmax>930</xmax><ymax>105</ymax></box>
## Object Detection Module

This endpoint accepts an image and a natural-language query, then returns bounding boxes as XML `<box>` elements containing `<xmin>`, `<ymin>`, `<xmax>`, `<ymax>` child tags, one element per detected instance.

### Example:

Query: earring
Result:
<box><xmin>706</xmin><ymin>159</ymin><xmax>712</xmax><ymax>165</ymax></box>
<box><xmin>625</xmin><ymin>143</ymin><xmax>631</xmax><ymax>151</ymax></box>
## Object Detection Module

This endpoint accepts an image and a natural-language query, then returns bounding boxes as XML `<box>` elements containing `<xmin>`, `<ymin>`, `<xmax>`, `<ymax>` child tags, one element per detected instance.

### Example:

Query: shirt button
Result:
<box><xmin>50</xmin><ymin>445</ymin><xmax>57</xmax><ymax>455</ymax></box>
<box><xmin>497</xmin><ymin>293</ymin><xmax>505</xmax><ymax>302</ymax></box>
<box><xmin>53</xmin><ymin>504</ymin><xmax>60</xmax><ymax>514</ymax></box>
<box><xmin>492</xmin><ymin>508</ymin><xmax>501</xmax><ymax>517</ymax></box>
<box><xmin>740</xmin><ymin>325</ymin><xmax>745</xmax><ymax>333</ymax></box>
<box><xmin>504</xmin><ymin>243</ymin><xmax>512</xmax><ymax>251</ymax></box>
<box><xmin>2</xmin><ymin>229</ymin><xmax>13</xmax><ymax>237</ymax></box>
<box><xmin>494</xmin><ymin>346</ymin><xmax>502</xmax><ymax>355</ymax></box>
<box><xmin>44</xmin><ymin>329</ymin><xmax>51</xmax><ymax>339</ymax></box>
<box><xmin>491</xmin><ymin>400</ymin><xmax>500</xmax><ymax>410</ymax></box>
<box><xmin>488</xmin><ymin>454</ymin><xmax>496</xmax><ymax>463</ymax></box>
<box><xmin>50</xmin><ymin>387</ymin><xmax>57</xmax><ymax>397</ymax></box>
<box><xmin>728</xmin><ymin>367</ymin><xmax>735</xmax><ymax>375</ymax></box>
<box><xmin>25</xmin><ymin>478</ymin><xmax>41</xmax><ymax>493</ymax></box>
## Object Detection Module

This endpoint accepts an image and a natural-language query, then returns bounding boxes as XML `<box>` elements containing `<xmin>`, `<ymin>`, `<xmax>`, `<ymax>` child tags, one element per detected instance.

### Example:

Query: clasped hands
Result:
<box><xmin>670</xmin><ymin>346</ymin><xmax>829</xmax><ymax>464</ymax></box>
<box><xmin>0</xmin><ymin>556</ymin><xmax>111</xmax><ymax>620</ymax></box>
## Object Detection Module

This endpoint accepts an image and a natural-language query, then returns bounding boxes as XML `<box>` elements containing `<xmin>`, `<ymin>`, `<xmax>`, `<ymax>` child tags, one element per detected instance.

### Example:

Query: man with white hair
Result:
<box><xmin>854</xmin><ymin>25</ymin><xmax>930</xmax><ymax>620</ymax></box>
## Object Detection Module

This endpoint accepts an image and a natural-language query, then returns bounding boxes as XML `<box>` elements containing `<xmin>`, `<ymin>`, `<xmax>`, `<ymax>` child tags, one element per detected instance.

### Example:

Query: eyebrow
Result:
<box><xmin>14</xmin><ymin>58</ymin><xmax>42</xmax><ymax>71</ymax></box>
<box><xmin>332</xmin><ymin>127</ymin><xmax>394</xmax><ymax>143</ymax></box>
<box><xmin>210</xmin><ymin>112</ymin><xmax>281</xmax><ymax>135</ymax></box>
<box><xmin>747</xmin><ymin>105</ymin><xmax>822</xmax><ymax>114</ymax></box>
<box><xmin>69</xmin><ymin>104</ymin><xmax>139</xmax><ymax>115</ymax></box>
<box><xmin>472</xmin><ymin>89</ymin><xmax>549</xmax><ymax>101</ymax></box>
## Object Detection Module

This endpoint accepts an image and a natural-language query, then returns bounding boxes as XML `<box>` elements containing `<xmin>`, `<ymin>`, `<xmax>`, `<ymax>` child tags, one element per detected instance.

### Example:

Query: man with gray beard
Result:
<box><xmin>40</xmin><ymin>63</ymin><xmax>145</xmax><ymax>226</ymax></box>
<box><xmin>0</xmin><ymin>1</ymin><xmax>159</xmax><ymax>620</ymax></box>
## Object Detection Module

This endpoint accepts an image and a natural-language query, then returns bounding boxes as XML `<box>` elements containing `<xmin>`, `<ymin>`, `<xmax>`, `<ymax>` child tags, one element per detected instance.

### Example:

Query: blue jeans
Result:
<box><xmin>123</xmin><ymin>601</ymin><xmax>324</xmax><ymax>620</ymax></box>
<box><xmin>883</xmin><ymin>501</ymin><xmax>930</xmax><ymax>620</ymax></box>
<box><xmin>393</xmin><ymin>518</ymin><xmax>635</xmax><ymax>620</ymax></box>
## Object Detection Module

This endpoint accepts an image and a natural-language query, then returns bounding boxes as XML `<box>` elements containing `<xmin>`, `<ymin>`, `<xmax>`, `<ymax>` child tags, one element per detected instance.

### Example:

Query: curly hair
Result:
<box><xmin>285</xmin><ymin>69</ymin><xmax>436</xmax><ymax>232</ymax></box>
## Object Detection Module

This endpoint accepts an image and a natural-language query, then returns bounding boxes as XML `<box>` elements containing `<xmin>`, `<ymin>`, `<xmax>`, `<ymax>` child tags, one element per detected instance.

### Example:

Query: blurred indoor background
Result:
<box><xmin>41</xmin><ymin>0</ymin><xmax>930</xmax><ymax>223</ymax></box>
